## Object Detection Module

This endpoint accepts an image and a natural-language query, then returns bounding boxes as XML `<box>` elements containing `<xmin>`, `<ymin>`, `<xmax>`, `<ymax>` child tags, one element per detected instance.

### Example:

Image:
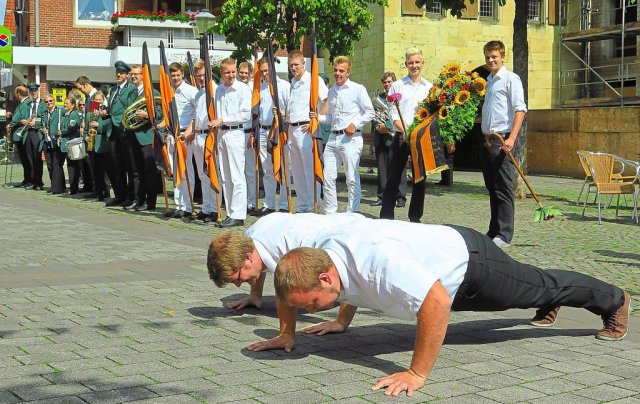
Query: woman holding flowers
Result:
<box><xmin>479</xmin><ymin>40</ymin><xmax>527</xmax><ymax>248</ymax></box>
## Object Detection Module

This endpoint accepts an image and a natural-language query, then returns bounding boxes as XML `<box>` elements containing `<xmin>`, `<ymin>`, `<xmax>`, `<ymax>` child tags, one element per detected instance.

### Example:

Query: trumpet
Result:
<box><xmin>87</xmin><ymin>110</ymin><xmax>99</xmax><ymax>152</ymax></box>
<box><xmin>123</xmin><ymin>96</ymin><xmax>162</xmax><ymax>130</ymax></box>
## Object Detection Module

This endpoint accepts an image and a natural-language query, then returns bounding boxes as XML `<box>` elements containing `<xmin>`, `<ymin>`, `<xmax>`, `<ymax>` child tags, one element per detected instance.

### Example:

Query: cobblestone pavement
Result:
<box><xmin>0</xmin><ymin>170</ymin><xmax>638</xmax><ymax>403</ymax></box>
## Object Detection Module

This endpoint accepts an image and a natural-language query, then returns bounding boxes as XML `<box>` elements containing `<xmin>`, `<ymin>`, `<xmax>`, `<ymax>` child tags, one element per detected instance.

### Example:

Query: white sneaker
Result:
<box><xmin>493</xmin><ymin>237</ymin><xmax>511</xmax><ymax>248</ymax></box>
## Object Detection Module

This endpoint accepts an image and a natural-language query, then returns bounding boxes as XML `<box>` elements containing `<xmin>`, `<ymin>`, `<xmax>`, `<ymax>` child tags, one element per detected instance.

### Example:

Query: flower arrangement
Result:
<box><xmin>407</xmin><ymin>63</ymin><xmax>487</xmax><ymax>145</ymax></box>
<box><xmin>110</xmin><ymin>10</ymin><xmax>198</xmax><ymax>24</ymax></box>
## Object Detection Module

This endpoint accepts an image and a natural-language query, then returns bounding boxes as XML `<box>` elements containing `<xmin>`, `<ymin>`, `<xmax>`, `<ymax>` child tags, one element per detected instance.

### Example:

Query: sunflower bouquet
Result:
<box><xmin>407</xmin><ymin>63</ymin><xmax>487</xmax><ymax>145</ymax></box>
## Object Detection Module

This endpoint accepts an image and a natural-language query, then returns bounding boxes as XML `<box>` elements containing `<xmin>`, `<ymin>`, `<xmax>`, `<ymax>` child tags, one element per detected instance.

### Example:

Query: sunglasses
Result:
<box><xmin>45</xmin><ymin>100</ymin><xmax>54</xmax><ymax>103</ymax></box>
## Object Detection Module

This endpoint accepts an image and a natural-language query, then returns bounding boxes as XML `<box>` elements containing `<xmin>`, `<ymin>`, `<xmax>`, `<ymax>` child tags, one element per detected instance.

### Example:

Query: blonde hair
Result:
<box><xmin>193</xmin><ymin>59</ymin><xmax>205</xmax><ymax>70</ymax></box>
<box><xmin>405</xmin><ymin>47</ymin><xmax>423</xmax><ymax>59</ymax></box>
<box><xmin>274</xmin><ymin>247</ymin><xmax>333</xmax><ymax>302</ymax></box>
<box><xmin>288</xmin><ymin>49</ymin><xmax>305</xmax><ymax>63</ymax></box>
<box><xmin>207</xmin><ymin>232</ymin><xmax>255</xmax><ymax>287</ymax></box>
<box><xmin>130</xmin><ymin>64</ymin><xmax>142</xmax><ymax>70</ymax></box>
<box><xmin>220</xmin><ymin>58</ymin><xmax>236</xmax><ymax>68</ymax></box>
<box><xmin>333</xmin><ymin>55</ymin><xmax>352</xmax><ymax>69</ymax></box>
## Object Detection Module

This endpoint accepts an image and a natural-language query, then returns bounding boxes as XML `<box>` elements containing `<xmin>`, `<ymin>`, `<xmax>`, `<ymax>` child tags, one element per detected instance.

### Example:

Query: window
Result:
<box><xmin>528</xmin><ymin>0</ymin><xmax>541</xmax><ymax>22</ymax></box>
<box><xmin>427</xmin><ymin>1</ymin><xmax>442</xmax><ymax>15</ymax></box>
<box><xmin>75</xmin><ymin>0</ymin><xmax>117</xmax><ymax>27</ymax></box>
<box><xmin>479</xmin><ymin>0</ymin><xmax>496</xmax><ymax>18</ymax></box>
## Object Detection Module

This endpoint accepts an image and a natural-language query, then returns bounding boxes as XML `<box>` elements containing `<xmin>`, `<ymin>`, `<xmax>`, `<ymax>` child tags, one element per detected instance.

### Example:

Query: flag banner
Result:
<box><xmin>199</xmin><ymin>35</ymin><xmax>220</xmax><ymax>194</ymax></box>
<box><xmin>142</xmin><ymin>42</ymin><xmax>171</xmax><ymax>175</ymax></box>
<box><xmin>159</xmin><ymin>40</ymin><xmax>187</xmax><ymax>187</ymax></box>
<box><xmin>251</xmin><ymin>47</ymin><xmax>261</xmax><ymax>150</ymax></box>
<box><xmin>186</xmin><ymin>51</ymin><xmax>197</xmax><ymax>87</ymax></box>
<box><xmin>408</xmin><ymin>115</ymin><xmax>448</xmax><ymax>183</ymax></box>
<box><xmin>265</xmin><ymin>41</ymin><xmax>287</xmax><ymax>184</ymax></box>
<box><xmin>308</xmin><ymin>23</ymin><xmax>324</xmax><ymax>184</ymax></box>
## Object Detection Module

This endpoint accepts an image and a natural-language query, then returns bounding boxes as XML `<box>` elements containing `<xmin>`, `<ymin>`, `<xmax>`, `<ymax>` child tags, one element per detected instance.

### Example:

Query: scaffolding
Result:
<box><xmin>559</xmin><ymin>0</ymin><xmax>640</xmax><ymax>106</ymax></box>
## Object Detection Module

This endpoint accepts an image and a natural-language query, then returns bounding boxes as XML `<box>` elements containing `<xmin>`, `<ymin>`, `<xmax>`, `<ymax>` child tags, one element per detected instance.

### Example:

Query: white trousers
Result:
<box><xmin>167</xmin><ymin>136</ymin><xmax>195</xmax><ymax>212</ymax></box>
<box><xmin>288</xmin><ymin>125</ymin><xmax>320</xmax><ymax>213</ymax></box>
<box><xmin>193</xmin><ymin>132</ymin><xmax>220</xmax><ymax>214</ymax></box>
<box><xmin>245</xmin><ymin>131</ymin><xmax>258</xmax><ymax>209</ymax></box>
<box><xmin>218</xmin><ymin>129</ymin><xmax>247</xmax><ymax>220</ymax></box>
<box><xmin>323</xmin><ymin>132</ymin><xmax>363</xmax><ymax>214</ymax></box>
<box><xmin>259</xmin><ymin>127</ymin><xmax>289</xmax><ymax>210</ymax></box>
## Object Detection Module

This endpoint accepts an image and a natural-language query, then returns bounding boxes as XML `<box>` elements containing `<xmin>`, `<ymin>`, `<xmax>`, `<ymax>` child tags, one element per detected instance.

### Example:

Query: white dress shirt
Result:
<box><xmin>215</xmin><ymin>79</ymin><xmax>252</xmax><ymax>126</ymax></box>
<box><xmin>319</xmin><ymin>79</ymin><xmax>375</xmax><ymax>131</ymax></box>
<box><xmin>318</xmin><ymin>219</ymin><xmax>469</xmax><ymax>321</ymax></box>
<box><xmin>260</xmin><ymin>78</ymin><xmax>290</xmax><ymax>125</ymax></box>
<box><xmin>174</xmin><ymin>81</ymin><xmax>199</xmax><ymax>130</ymax></box>
<box><xmin>481</xmin><ymin>66</ymin><xmax>527</xmax><ymax>135</ymax></box>
<box><xmin>288</xmin><ymin>70</ymin><xmax>329</xmax><ymax>124</ymax></box>
<box><xmin>388</xmin><ymin>76</ymin><xmax>433</xmax><ymax>131</ymax></box>
<box><xmin>194</xmin><ymin>82</ymin><xmax>217</xmax><ymax>131</ymax></box>
<box><xmin>245</xmin><ymin>212</ymin><xmax>367</xmax><ymax>272</ymax></box>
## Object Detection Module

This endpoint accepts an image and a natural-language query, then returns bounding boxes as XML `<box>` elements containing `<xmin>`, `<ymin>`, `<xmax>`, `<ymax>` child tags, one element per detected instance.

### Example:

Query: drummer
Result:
<box><xmin>59</xmin><ymin>97</ymin><xmax>83</xmax><ymax>195</ymax></box>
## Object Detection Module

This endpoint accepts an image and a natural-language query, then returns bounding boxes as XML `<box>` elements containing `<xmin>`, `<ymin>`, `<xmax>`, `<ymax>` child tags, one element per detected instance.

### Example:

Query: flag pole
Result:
<box><xmin>252</xmin><ymin>46</ymin><xmax>260</xmax><ymax>212</ymax></box>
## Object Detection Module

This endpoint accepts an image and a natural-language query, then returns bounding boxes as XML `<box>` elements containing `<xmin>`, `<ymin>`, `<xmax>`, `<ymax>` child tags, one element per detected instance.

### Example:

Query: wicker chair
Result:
<box><xmin>581</xmin><ymin>153</ymin><xmax>639</xmax><ymax>224</ymax></box>
<box><xmin>576</xmin><ymin>151</ymin><xmax>637</xmax><ymax>206</ymax></box>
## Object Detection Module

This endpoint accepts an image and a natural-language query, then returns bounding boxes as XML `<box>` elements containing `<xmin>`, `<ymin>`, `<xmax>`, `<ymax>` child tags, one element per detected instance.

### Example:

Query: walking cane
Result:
<box><xmin>488</xmin><ymin>132</ymin><xmax>561</xmax><ymax>222</ymax></box>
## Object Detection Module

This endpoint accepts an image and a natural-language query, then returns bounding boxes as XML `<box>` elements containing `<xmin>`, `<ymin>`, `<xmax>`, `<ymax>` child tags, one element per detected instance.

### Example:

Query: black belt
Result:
<box><xmin>196</xmin><ymin>129</ymin><xmax>208</xmax><ymax>134</ymax></box>
<box><xmin>332</xmin><ymin>129</ymin><xmax>361</xmax><ymax>135</ymax></box>
<box><xmin>244</xmin><ymin>128</ymin><xmax>253</xmax><ymax>134</ymax></box>
<box><xmin>259</xmin><ymin>124</ymin><xmax>272</xmax><ymax>130</ymax></box>
<box><xmin>290</xmin><ymin>121</ymin><xmax>309</xmax><ymax>127</ymax></box>
<box><xmin>220</xmin><ymin>125</ymin><xmax>242</xmax><ymax>130</ymax></box>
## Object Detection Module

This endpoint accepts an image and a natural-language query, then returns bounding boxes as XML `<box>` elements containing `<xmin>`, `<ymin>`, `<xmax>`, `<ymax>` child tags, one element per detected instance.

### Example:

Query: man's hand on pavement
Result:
<box><xmin>246</xmin><ymin>333</ymin><xmax>295</xmax><ymax>353</ymax></box>
<box><xmin>300</xmin><ymin>320</ymin><xmax>348</xmax><ymax>336</ymax></box>
<box><xmin>371</xmin><ymin>370</ymin><xmax>426</xmax><ymax>397</ymax></box>
<box><xmin>224</xmin><ymin>295</ymin><xmax>262</xmax><ymax>310</ymax></box>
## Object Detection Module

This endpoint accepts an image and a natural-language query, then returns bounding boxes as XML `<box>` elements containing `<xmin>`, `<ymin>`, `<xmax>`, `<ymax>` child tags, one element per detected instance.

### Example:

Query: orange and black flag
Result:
<box><xmin>408</xmin><ymin>115</ymin><xmax>448</xmax><ymax>183</ymax></box>
<box><xmin>308</xmin><ymin>22</ymin><xmax>324</xmax><ymax>185</ymax></box>
<box><xmin>199</xmin><ymin>35</ymin><xmax>220</xmax><ymax>195</ymax></box>
<box><xmin>159</xmin><ymin>40</ymin><xmax>187</xmax><ymax>188</ymax></box>
<box><xmin>142</xmin><ymin>42</ymin><xmax>171</xmax><ymax>177</ymax></box>
<box><xmin>265</xmin><ymin>41</ymin><xmax>287</xmax><ymax>184</ymax></box>
<box><xmin>251</xmin><ymin>47</ymin><xmax>261</xmax><ymax>149</ymax></box>
<box><xmin>186</xmin><ymin>51</ymin><xmax>197</xmax><ymax>87</ymax></box>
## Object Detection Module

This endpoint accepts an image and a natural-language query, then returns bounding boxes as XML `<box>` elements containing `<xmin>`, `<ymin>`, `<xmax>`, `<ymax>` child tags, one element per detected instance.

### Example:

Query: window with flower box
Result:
<box><xmin>75</xmin><ymin>0</ymin><xmax>117</xmax><ymax>27</ymax></box>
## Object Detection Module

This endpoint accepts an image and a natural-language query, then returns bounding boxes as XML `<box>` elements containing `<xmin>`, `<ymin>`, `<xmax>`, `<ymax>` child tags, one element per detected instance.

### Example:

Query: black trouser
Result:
<box><xmin>380</xmin><ymin>141</ymin><xmax>425</xmax><ymax>223</ymax></box>
<box><xmin>479</xmin><ymin>133</ymin><xmax>515</xmax><ymax>243</ymax></box>
<box><xmin>129</xmin><ymin>140</ymin><xmax>160</xmax><ymax>208</ymax></box>
<box><xmin>109</xmin><ymin>126</ymin><xmax>132</xmax><ymax>202</ymax></box>
<box><xmin>25</xmin><ymin>130</ymin><xmax>43</xmax><ymax>186</ymax></box>
<box><xmin>80</xmin><ymin>151</ymin><xmax>94</xmax><ymax>192</ymax></box>
<box><xmin>440</xmin><ymin>150</ymin><xmax>454</xmax><ymax>186</ymax></box>
<box><xmin>49</xmin><ymin>148</ymin><xmax>66</xmax><ymax>193</ymax></box>
<box><xmin>44</xmin><ymin>146</ymin><xmax>54</xmax><ymax>182</ymax></box>
<box><xmin>15</xmin><ymin>140</ymin><xmax>31</xmax><ymax>184</ymax></box>
<box><xmin>66</xmin><ymin>156</ymin><xmax>81</xmax><ymax>193</ymax></box>
<box><xmin>94</xmin><ymin>152</ymin><xmax>116</xmax><ymax>197</ymax></box>
<box><xmin>450</xmin><ymin>225</ymin><xmax>624</xmax><ymax>316</ymax></box>
<box><xmin>375</xmin><ymin>132</ymin><xmax>406</xmax><ymax>201</ymax></box>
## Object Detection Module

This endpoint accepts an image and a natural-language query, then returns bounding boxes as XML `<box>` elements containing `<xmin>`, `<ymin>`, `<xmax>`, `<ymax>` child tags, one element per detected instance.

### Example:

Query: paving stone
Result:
<box><xmin>309</xmin><ymin>368</ymin><xmax>372</xmax><ymax>386</ymax></box>
<box><xmin>561</xmin><ymin>369</ymin><xmax>623</xmax><ymax>386</ymax></box>
<box><xmin>0</xmin><ymin>390</ymin><xmax>20</xmax><ymax>404</ymax></box>
<box><xmin>189</xmin><ymin>385</ymin><xmax>264</xmax><ymax>402</ymax></box>
<box><xmin>522</xmin><ymin>377</ymin><xmax>586</xmax><ymax>394</ymax></box>
<box><xmin>314</xmin><ymin>380</ymin><xmax>378</xmax><ymax>400</ymax></box>
<box><xmin>252</xmin><ymin>376</ymin><xmax>322</xmax><ymax>395</ymax></box>
<box><xmin>144</xmin><ymin>367</ymin><xmax>215</xmax><ymax>383</ymax></box>
<box><xmin>529</xmin><ymin>392</ymin><xmax>600</xmax><ymax>404</ymax></box>
<box><xmin>24</xmin><ymin>397</ymin><xmax>88</xmax><ymax>404</ymax></box>
<box><xmin>460</xmin><ymin>373</ymin><xmax>522</xmax><ymax>389</ymax></box>
<box><xmin>508</xmin><ymin>365</ymin><xmax>565</xmax><ymax>382</ymax></box>
<box><xmin>421</xmin><ymin>380</ymin><xmax>481</xmax><ymax>398</ymax></box>
<box><xmin>10</xmin><ymin>383</ymin><xmax>93</xmax><ymax>401</ymax></box>
<box><xmin>79</xmin><ymin>386</ymin><xmax>158</xmax><ymax>403</ymax></box>
<box><xmin>145</xmin><ymin>378</ymin><xmax>220</xmax><ymax>395</ymax></box>
<box><xmin>80</xmin><ymin>375</ymin><xmax>154</xmax><ymax>391</ymax></box>
<box><xmin>127</xmin><ymin>393</ymin><xmax>200</xmax><ymax>403</ymax></box>
<box><xmin>256</xmin><ymin>389</ymin><xmax>331</xmax><ymax>403</ymax></box>
<box><xmin>573</xmin><ymin>384</ymin><xmax>638</xmax><ymax>401</ymax></box>
<box><xmin>477</xmin><ymin>385</ymin><xmax>546</xmax><ymax>402</ymax></box>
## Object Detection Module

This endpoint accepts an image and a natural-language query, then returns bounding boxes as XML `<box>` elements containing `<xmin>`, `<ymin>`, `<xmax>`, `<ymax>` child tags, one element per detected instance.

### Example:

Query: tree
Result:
<box><xmin>215</xmin><ymin>0</ymin><xmax>388</xmax><ymax>61</ymax></box>
<box><xmin>418</xmin><ymin>0</ymin><xmax>529</xmax><ymax>198</ymax></box>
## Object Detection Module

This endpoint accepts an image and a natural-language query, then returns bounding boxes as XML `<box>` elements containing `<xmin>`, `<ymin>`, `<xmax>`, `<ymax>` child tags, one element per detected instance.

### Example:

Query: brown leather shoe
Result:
<box><xmin>596</xmin><ymin>291</ymin><xmax>630</xmax><ymax>341</ymax></box>
<box><xmin>530</xmin><ymin>307</ymin><xmax>560</xmax><ymax>327</ymax></box>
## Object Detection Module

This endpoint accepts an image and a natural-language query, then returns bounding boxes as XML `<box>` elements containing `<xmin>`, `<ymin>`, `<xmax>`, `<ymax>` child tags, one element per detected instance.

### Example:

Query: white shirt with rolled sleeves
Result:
<box><xmin>174</xmin><ymin>81</ymin><xmax>199</xmax><ymax>130</ymax></box>
<box><xmin>319</xmin><ymin>79</ymin><xmax>375</xmax><ymax>214</ymax></box>
<box><xmin>318</xmin><ymin>219</ymin><xmax>469</xmax><ymax>321</ymax></box>
<box><xmin>481</xmin><ymin>66</ymin><xmax>527</xmax><ymax>135</ymax></box>
<box><xmin>193</xmin><ymin>84</ymin><xmax>219</xmax><ymax>215</ymax></box>
<box><xmin>245</xmin><ymin>212</ymin><xmax>368</xmax><ymax>273</ymax></box>
<box><xmin>288</xmin><ymin>71</ymin><xmax>329</xmax><ymax>213</ymax></box>
<box><xmin>258</xmin><ymin>79</ymin><xmax>291</xmax><ymax>210</ymax></box>
<box><xmin>388</xmin><ymin>76</ymin><xmax>433</xmax><ymax>133</ymax></box>
<box><xmin>215</xmin><ymin>79</ymin><xmax>252</xmax><ymax>220</ymax></box>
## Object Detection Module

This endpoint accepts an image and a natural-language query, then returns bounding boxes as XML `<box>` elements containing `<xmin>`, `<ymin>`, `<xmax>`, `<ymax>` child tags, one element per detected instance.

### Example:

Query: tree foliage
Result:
<box><xmin>215</xmin><ymin>0</ymin><xmax>387</xmax><ymax>61</ymax></box>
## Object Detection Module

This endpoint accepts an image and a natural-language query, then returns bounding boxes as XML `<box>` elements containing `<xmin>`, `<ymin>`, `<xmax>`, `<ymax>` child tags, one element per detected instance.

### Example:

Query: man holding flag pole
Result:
<box><xmin>246</xmin><ymin>48</ymin><xmax>262</xmax><ymax>214</ymax></box>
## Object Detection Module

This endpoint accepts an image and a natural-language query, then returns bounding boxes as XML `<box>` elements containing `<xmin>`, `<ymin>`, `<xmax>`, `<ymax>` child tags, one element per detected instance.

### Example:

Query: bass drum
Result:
<box><xmin>67</xmin><ymin>137</ymin><xmax>87</xmax><ymax>161</ymax></box>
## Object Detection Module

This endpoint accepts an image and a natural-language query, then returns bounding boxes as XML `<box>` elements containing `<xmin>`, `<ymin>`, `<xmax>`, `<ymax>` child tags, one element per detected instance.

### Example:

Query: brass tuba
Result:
<box><xmin>122</xmin><ymin>96</ymin><xmax>162</xmax><ymax>130</ymax></box>
<box><xmin>371</xmin><ymin>89</ymin><xmax>392</xmax><ymax>132</ymax></box>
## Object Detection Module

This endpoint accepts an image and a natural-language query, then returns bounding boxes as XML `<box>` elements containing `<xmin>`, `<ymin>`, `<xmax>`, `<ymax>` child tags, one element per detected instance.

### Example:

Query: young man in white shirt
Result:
<box><xmin>480</xmin><ymin>40</ymin><xmax>527</xmax><ymax>248</ymax></box>
<box><xmin>287</xmin><ymin>50</ymin><xmax>329</xmax><ymax>213</ymax></box>
<box><xmin>258</xmin><ymin>217</ymin><xmax>630</xmax><ymax>397</ymax></box>
<box><xmin>380</xmin><ymin>48</ymin><xmax>433</xmax><ymax>223</ymax></box>
<box><xmin>248</xmin><ymin>58</ymin><xmax>290</xmax><ymax>214</ymax></box>
<box><xmin>192</xmin><ymin>59</ymin><xmax>219</xmax><ymax>223</ymax></box>
<box><xmin>166</xmin><ymin>62</ymin><xmax>199</xmax><ymax>218</ymax></box>
<box><xmin>208</xmin><ymin>58</ymin><xmax>252</xmax><ymax>228</ymax></box>
<box><xmin>312</xmin><ymin>56</ymin><xmax>374</xmax><ymax>214</ymax></box>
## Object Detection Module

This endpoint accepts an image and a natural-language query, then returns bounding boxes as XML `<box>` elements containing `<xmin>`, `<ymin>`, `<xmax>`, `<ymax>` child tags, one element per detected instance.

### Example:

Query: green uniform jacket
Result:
<box><xmin>127</xmin><ymin>88</ymin><xmax>163</xmax><ymax>146</ymax></box>
<box><xmin>108</xmin><ymin>82</ymin><xmax>134</xmax><ymax>127</ymax></box>
<box><xmin>58</xmin><ymin>110</ymin><xmax>82</xmax><ymax>153</ymax></box>
<box><xmin>9</xmin><ymin>98</ymin><xmax>32</xmax><ymax>143</ymax></box>
<box><xmin>90</xmin><ymin>116</ymin><xmax>113</xmax><ymax>154</ymax></box>
<box><xmin>40</xmin><ymin>107</ymin><xmax>63</xmax><ymax>151</ymax></box>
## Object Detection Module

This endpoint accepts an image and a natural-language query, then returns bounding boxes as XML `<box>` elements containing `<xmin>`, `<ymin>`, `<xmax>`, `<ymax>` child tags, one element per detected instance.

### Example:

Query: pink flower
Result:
<box><xmin>387</xmin><ymin>93</ymin><xmax>402</xmax><ymax>103</ymax></box>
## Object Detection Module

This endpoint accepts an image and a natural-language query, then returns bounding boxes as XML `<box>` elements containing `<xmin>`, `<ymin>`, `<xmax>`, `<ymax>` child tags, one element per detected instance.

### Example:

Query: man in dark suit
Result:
<box><xmin>22</xmin><ymin>83</ymin><xmax>46</xmax><ymax>190</ymax></box>
<box><xmin>124</xmin><ymin>64</ymin><xmax>163</xmax><ymax>212</ymax></box>
<box><xmin>9</xmin><ymin>86</ymin><xmax>33</xmax><ymax>188</ymax></box>
<box><xmin>105</xmin><ymin>61</ymin><xmax>135</xmax><ymax>207</ymax></box>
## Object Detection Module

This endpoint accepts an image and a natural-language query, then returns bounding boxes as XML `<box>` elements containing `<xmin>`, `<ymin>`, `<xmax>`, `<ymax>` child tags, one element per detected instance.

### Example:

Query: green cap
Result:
<box><xmin>114</xmin><ymin>60</ymin><xmax>131</xmax><ymax>73</ymax></box>
<box><xmin>26</xmin><ymin>81</ymin><xmax>40</xmax><ymax>91</ymax></box>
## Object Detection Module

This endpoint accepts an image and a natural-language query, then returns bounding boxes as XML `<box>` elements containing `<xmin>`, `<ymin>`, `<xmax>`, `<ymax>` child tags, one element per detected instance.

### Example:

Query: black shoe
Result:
<box><xmin>124</xmin><ymin>201</ymin><xmax>140</xmax><ymax>211</ymax></box>
<box><xmin>46</xmin><ymin>190</ymin><xmax>53</xmax><ymax>195</ymax></box>
<box><xmin>196</xmin><ymin>211</ymin><xmax>208</xmax><ymax>221</ymax></box>
<box><xmin>164</xmin><ymin>209</ymin><xmax>177</xmax><ymax>218</ymax></box>
<box><xmin>96</xmin><ymin>193</ymin><xmax>106</xmax><ymax>202</ymax></box>
<box><xmin>395</xmin><ymin>199</ymin><xmax>406</xmax><ymax>208</ymax></box>
<box><xmin>14</xmin><ymin>181</ymin><xmax>27</xmax><ymax>188</ymax></box>
<box><xmin>370</xmin><ymin>199</ymin><xmax>383</xmax><ymax>206</ymax></box>
<box><xmin>65</xmin><ymin>190</ymin><xmax>78</xmax><ymax>196</ymax></box>
<box><xmin>32</xmin><ymin>184</ymin><xmax>44</xmax><ymax>191</ymax></box>
<box><xmin>105</xmin><ymin>198</ymin><xmax>124</xmax><ymax>207</ymax></box>
<box><xmin>23</xmin><ymin>182</ymin><xmax>34</xmax><ymax>189</ymax></box>
<box><xmin>278</xmin><ymin>209</ymin><xmax>289</xmax><ymax>213</ymax></box>
<box><xmin>79</xmin><ymin>188</ymin><xmax>93</xmax><ymax>193</ymax></box>
<box><xmin>134</xmin><ymin>203</ymin><xmax>154</xmax><ymax>212</ymax></box>
<box><xmin>436</xmin><ymin>180</ymin><xmax>451</xmax><ymax>186</ymax></box>
<box><xmin>173</xmin><ymin>210</ymin><xmax>193</xmax><ymax>219</ymax></box>
<box><xmin>203</xmin><ymin>212</ymin><xmax>218</xmax><ymax>223</ymax></box>
<box><xmin>216</xmin><ymin>217</ymin><xmax>244</xmax><ymax>228</ymax></box>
